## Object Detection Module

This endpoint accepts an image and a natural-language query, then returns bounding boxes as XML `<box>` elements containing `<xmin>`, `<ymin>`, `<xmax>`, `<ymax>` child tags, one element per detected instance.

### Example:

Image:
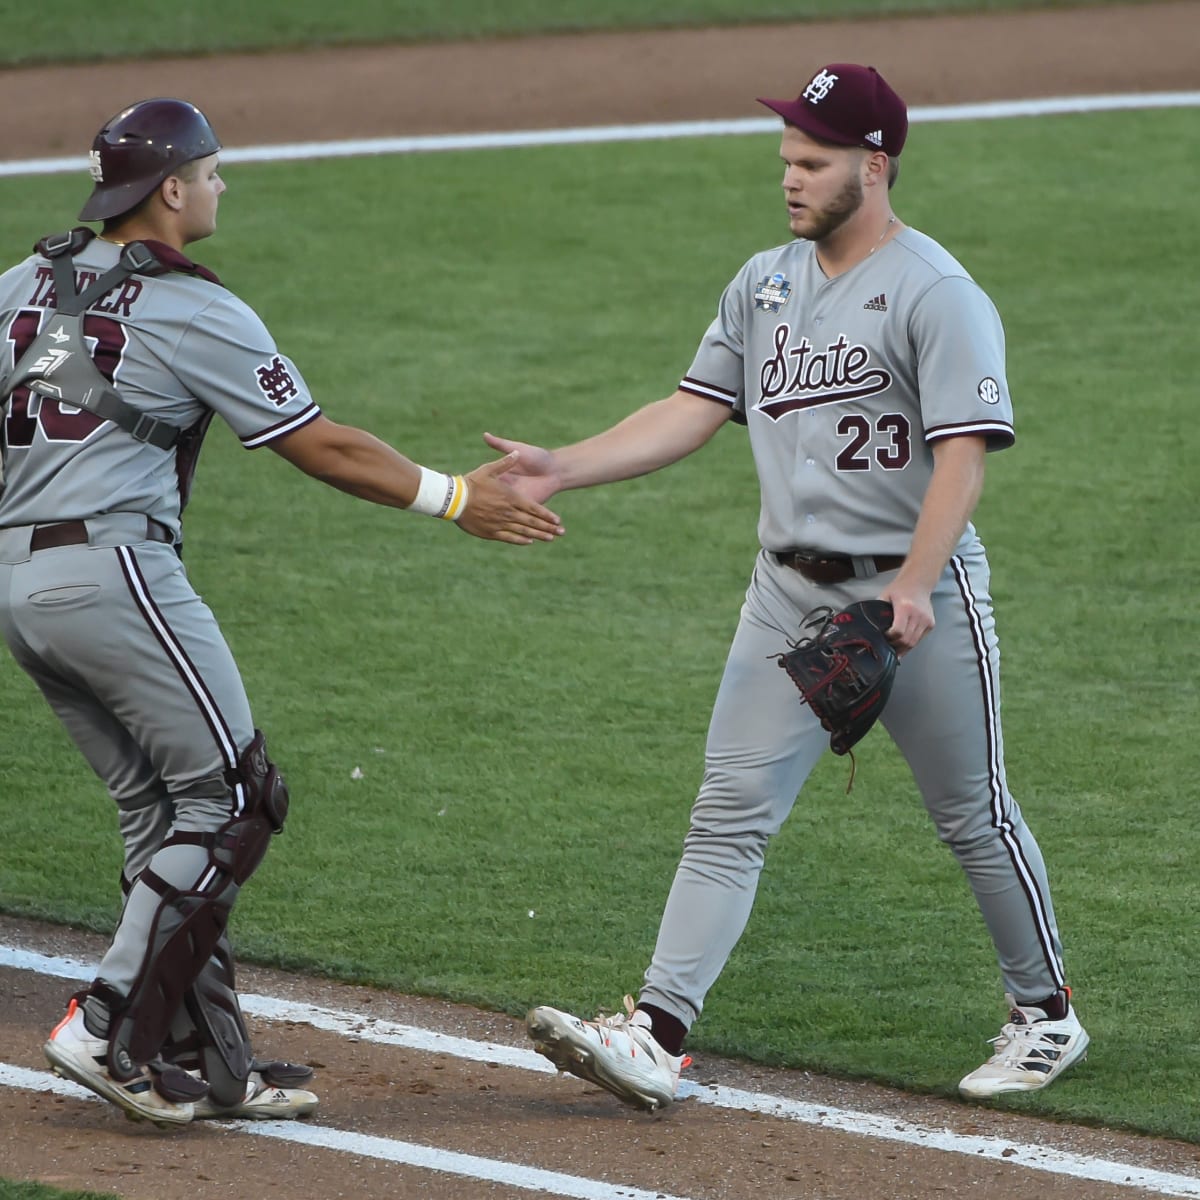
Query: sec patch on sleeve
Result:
<box><xmin>977</xmin><ymin>377</ymin><xmax>1001</xmax><ymax>404</ymax></box>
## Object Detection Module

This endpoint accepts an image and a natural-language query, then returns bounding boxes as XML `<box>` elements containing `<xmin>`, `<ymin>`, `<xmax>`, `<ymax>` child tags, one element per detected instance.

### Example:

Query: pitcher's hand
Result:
<box><xmin>456</xmin><ymin>451</ymin><xmax>564</xmax><ymax>543</ymax></box>
<box><xmin>878</xmin><ymin>577</ymin><xmax>934</xmax><ymax>655</ymax></box>
<box><xmin>482</xmin><ymin>432</ymin><xmax>562</xmax><ymax>504</ymax></box>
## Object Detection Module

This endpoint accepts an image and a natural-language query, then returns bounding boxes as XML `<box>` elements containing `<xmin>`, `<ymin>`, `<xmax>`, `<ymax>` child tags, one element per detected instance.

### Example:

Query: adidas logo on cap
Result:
<box><xmin>865</xmin><ymin>129</ymin><xmax>883</xmax><ymax>146</ymax></box>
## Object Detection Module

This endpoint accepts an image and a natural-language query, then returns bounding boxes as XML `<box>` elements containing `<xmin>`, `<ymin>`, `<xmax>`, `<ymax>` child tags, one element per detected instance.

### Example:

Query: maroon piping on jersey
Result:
<box><xmin>134</xmin><ymin>240</ymin><xmax>222</xmax><ymax>286</ymax></box>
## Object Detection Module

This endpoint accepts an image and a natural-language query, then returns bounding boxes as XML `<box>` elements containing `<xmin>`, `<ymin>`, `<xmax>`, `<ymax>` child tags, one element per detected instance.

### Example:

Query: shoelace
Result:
<box><xmin>985</xmin><ymin>1020</ymin><xmax>1059</xmax><ymax>1066</ymax></box>
<box><xmin>591</xmin><ymin>994</ymin><xmax>639</xmax><ymax>1030</ymax></box>
<box><xmin>591</xmin><ymin>996</ymin><xmax>693</xmax><ymax>1072</ymax></box>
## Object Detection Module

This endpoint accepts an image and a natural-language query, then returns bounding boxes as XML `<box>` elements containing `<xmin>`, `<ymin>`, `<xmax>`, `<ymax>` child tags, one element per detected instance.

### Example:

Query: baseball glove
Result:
<box><xmin>774</xmin><ymin>600</ymin><xmax>898</xmax><ymax>771</ymax></box>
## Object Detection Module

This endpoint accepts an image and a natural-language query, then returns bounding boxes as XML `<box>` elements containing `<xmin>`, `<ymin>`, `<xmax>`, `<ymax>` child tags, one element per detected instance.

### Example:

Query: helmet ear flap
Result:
<box><xmin>79</xmin><ymin>98</ymin><xmax>221</xmax><ymax>223</ymax></box>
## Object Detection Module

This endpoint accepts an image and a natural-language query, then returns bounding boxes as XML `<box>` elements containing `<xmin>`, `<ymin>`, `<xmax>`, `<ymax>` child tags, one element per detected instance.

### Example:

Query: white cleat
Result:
<box><xmin>44</xmin><ymin>999</ymin><xmax>196</xmax><ymax>1127</ymax></box>
<box><xmin>526</xmin><ymin>995</ymin><xmax>690</xmax><ymax>1112</ymax></box>
<box><xmin>190</xmin><ymin>1059</ymin><xmax>318</xmax><ymax>1120</ymax></box>
<box><xmin>959</xmin><ymin>992</ymin><xmax>1089</xmax><ymax>1098</ymax></box>
<box><xmin>192</xmin><ymin>1075</ymin><xmax>319</xmax><ymax>1120</ymax></box>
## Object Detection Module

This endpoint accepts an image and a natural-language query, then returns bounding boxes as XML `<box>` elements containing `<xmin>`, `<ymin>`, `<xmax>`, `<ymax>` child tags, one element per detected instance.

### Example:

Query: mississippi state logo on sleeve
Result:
<box><xmin>754</xmin><ymin>322</ymin><xmax>891</xmax><ymax>420</ymax></box>
<box><xmin>255</xmin><ymin>355</ymin><xmax>300</xmax><ymax>405</ymax></box>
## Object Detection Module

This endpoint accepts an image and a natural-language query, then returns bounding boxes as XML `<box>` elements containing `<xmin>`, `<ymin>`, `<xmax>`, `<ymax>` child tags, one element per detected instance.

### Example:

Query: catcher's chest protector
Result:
<box><xmin>6</xmin><ymin>231</ymin><xmax>179</xmax><ymax>450</ymax></box>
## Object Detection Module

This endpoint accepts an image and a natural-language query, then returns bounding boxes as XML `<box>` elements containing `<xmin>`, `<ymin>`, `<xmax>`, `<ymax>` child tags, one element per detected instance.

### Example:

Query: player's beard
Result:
<box><xmin>791</xmin><ymin>173</ymin><xmax>864</xmax><ymax>242</ymax></box>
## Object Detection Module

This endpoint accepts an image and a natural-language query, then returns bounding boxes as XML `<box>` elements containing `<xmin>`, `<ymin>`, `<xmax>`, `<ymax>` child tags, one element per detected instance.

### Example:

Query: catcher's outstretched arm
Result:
<box><xmin>271</xmin><ymin>415</ymin><xmax>563</xmax><ymax>544</ymax></box>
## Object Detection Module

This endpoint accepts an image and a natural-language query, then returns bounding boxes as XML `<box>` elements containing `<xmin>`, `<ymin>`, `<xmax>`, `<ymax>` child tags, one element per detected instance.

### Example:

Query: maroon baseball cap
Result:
<box><xmin>758</xmin><ymin>64</ymin><xmax>908</xmax><ymax>157</ymax></box>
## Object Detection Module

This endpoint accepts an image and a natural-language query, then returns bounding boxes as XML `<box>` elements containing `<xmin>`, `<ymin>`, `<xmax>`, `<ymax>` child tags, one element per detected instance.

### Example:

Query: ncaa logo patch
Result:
<box><xmin>753</xmin><ymin>272</ymin><xmax>792</xmax><ymax>313</ymax></box>
<box><xmin>977</xmin><ymin>377</ymin><xmax>1001</xmax><ymax>405</ymax></box>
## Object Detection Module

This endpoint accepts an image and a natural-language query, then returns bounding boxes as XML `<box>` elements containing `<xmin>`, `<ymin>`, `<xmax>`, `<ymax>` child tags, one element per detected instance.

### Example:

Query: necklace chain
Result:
<box><xmin>867</xmin><ymin>216</ymin><xmax>896</xmax><ymax>257</ymax></box>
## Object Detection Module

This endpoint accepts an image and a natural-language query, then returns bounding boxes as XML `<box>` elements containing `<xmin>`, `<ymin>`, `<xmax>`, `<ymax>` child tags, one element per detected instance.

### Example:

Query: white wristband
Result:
<box><xmin>409</xmin><ymin>466</ymin><xmax>469</xmax><ymax>520</ymax></box>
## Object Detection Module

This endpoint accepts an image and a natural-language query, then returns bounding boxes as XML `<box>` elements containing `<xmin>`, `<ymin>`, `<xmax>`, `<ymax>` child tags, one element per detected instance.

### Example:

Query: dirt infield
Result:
<box><xmin>0</xmin><ymin>2</ymin><xmax>1197</xmax><ymax>157</ymax></box>
<box><xmin>1</xmin><ymin>6</ymin><xmax>1199</xmax><ymax>1199</ymax></box>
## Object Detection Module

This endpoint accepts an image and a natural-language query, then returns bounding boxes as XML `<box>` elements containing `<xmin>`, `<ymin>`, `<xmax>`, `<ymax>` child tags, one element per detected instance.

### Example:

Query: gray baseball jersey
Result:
<box><xmin>679</xmin><ymin>227</ymin><xmax>1013</xmax><ymax>557</ymax></box>
<box><xmin>0</xmin><ymin>234</ymin><xmax>320</xmax><ymax>537</ymax></box>
<box><xmin>638</xmin><ymin>226</ymin><xmax>1068</xmax><ymax>1030</ymax></box>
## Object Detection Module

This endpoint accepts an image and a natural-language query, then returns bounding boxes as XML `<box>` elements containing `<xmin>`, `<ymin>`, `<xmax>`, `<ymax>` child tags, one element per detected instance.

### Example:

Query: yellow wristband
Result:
<box><xmin>443</xmin><ymin>474</ymin><xmax>469</xmax><ymax>521</ymax></box>
<box><xmin>410</xmin><ymin>467</ymin><xmax>470</xmax><ymax>520</ymax></box>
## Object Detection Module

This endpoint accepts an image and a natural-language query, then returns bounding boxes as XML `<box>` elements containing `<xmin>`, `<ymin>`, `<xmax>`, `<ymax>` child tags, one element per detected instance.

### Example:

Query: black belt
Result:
<box><xmin>29</xmin><ymin>518</ymin><xmax>174</xmax><ymax>553</ymax></box>
<box><xmin>773</xmin><ymin>550</ymin><xmax>905</xmax><ymax>584</ymax></box>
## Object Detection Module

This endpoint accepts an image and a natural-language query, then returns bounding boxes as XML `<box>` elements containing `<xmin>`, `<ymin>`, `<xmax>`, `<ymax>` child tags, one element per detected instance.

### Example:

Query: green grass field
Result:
<box><xmin>1</xmin><ymin>100</ymin><xmax>1197</xmax><ymax>1170</ymax></box>
<box><xmin>3</xmin><ymin>0</ymin><xmax>1163</xmax><ymax>64</ymax></box>
<box><xmin>0</xmin><ymin>1185</ymin><xmax>118</xmax><ymax>1200</ymax></box>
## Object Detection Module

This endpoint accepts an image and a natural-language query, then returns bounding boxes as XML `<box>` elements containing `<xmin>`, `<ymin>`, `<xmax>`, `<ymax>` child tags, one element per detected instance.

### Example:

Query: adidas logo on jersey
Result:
<box><xmin>863</xmin><ymin>293</ymin><xmax>887</xmax><ymax>312</ymax></box>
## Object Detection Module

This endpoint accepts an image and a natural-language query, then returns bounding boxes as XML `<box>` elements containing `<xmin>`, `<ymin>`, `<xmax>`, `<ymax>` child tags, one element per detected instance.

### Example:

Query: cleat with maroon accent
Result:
<box><xmin>959</xmin><ymin>991</ymin><xmax>1089</xmax><ymax>1098</ymax></box>
<box><xmin>526</xmin><ymin>995</ymin><xmax>690</xmax><ymax>1112</ymax></box>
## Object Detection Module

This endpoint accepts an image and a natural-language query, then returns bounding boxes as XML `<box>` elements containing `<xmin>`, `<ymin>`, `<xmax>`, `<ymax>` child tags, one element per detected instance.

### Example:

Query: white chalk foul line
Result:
<box><xmin>4</xmin><ymin>945</ymin><xmax>1200</xmax><ymax>1197</ymax></box>
<box><xmin>0</xmin><ymin>945</ymin><xmax>556</xmax><ymax>1074</ymax></box>
<box><xmin>1</xmin><ymin>91</ymin><xmax>1197</xmax><ymax>178</ymax></box>
<box><xmin>0</xmin><ymin>1062</ymin><xmax>695</xmax><ymax>1200</ymax></box>
<box><xmin>245</xmin><ymin>991</ymin><xmax>556</xmax><ymax>1072</ymax></box>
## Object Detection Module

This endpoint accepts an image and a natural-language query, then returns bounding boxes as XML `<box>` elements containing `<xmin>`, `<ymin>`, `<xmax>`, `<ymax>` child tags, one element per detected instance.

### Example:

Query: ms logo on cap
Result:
<box><xmin>88</xmin><ymin>150</ymin><xmax>104</xmax><ymax>183</ymax></box>
<box><xmin>803</xmin><ymin>70</ymin><xmax>839</xmax><ymax>103</ymax></box>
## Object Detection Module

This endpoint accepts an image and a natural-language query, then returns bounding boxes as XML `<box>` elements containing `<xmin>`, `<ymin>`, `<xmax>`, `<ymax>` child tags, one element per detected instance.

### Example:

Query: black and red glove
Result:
<box><xmin>775</xmin><ymin>600</ymin><xmax>898</xmax><ymax>757</ymax></box>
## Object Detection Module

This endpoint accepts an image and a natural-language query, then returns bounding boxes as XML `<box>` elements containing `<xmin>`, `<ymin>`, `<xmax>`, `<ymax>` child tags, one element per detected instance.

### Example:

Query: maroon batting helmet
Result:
<box><xmin>79</xmin><ymin>98</ymin><xmax>221</xmax><ymax>222</ymax></box>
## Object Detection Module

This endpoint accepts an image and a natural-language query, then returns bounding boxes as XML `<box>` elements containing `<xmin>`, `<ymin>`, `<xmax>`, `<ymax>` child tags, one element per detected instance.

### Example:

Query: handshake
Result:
<box><xmin>435</xmin><ymin>431</ymin><xmax>563</xmax><ymax>546</ymax></box>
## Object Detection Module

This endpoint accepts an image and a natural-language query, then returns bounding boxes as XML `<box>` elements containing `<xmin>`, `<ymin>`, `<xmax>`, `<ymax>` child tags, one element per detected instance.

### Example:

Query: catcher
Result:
<box><xmin>4</xmin><ymin>98</ymin><xmax>562</xmax><ymax>1130</ymax></box>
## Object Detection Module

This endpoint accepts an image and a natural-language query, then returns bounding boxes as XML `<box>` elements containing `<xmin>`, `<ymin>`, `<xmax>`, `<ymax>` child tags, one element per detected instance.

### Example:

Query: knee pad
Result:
<box><xmin>233</xmin><ymin>728</ymin><xmax>290</xmax><ymax>831</ymax></box>
<box><xmin>216</xmin><ymin>729</ymin><xmax>290</xmax><ymax>884</ymax></box>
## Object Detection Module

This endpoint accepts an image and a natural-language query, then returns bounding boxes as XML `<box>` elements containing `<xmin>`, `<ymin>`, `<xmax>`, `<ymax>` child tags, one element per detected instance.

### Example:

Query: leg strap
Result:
<box><xmin>254</xmin><ymin>1058</ymin><xmax>315</xmax><ymax>1087</ymax></box>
